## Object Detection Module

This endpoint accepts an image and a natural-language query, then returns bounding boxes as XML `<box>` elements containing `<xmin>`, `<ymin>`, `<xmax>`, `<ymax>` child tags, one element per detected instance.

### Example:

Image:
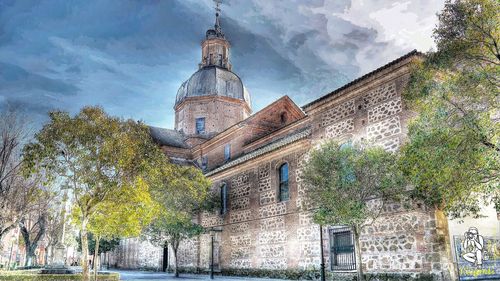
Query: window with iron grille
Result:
<box><xmin>329</xmin><ymin>227</ymin><xmax>356</xmax><ymax>271</ymax></box>
<box><xmin>278</xmin><ymin>163</ymin><xmax>289</xmax><ymax>201</ymax></box>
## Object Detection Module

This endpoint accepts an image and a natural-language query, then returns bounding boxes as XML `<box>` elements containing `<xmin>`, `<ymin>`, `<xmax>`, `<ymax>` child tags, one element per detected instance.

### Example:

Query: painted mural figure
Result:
<box><xmin>462</xmin><ymin>227</ymin><xmax>485</xmax><ymax>266</ymax></box>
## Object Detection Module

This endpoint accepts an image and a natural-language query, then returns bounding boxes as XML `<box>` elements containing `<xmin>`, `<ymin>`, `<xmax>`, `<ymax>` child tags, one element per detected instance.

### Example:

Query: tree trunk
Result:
<box><xmin>81</xmin><ymin>217</ymin><xmax>90</xmax><ymax>281</ymax></box>
<box><xmin>20</xmin><ymin>215</ymin><xmax>47</xmax><ymax>267</ymax></box>
<box><xmin>353</xmin><ymin>226</ymin><xmax>364</xmax><ymax>281</ymax></box>
<box><xmin>44</xmin><ymin>245</ymin><xmax>50</xmax><ymax>266</ymax></box>
<box><xmin>171</xmin><ymin>241</ymin><xmax>179</xmax><ymax>278</ymax></box>
<box><xmin>24</xmin><ymin>245</ymin><xmax>37</xmax><ymax>267</ymax></box>
<box><xmin>93</xmin><ymin>236</ymin><xmax>100</xmax><ymax>281</ymax></box>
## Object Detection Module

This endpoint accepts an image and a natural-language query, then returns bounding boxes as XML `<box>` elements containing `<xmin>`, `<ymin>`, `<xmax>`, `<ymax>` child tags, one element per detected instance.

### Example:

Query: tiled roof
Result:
<box><xmin>205</xmin><ymin>127</ymin><xmax>311</xmax><ymax>176</ymax></box>
<box><xmin>149</xmin><ymin>126</ymin><xmax>188</xmax><ymax>148</ymax></box>
<box><xmin>302</xmin><ymin>50</ymin><xmax>422</xmax><ymax>109</ymax></box>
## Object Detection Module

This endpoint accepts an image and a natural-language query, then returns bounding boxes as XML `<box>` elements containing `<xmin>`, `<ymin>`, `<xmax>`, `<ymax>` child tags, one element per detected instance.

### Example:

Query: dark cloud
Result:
<box><xmin>0</xmin><ymin>62</ymin><xmax>79</xmax><ymax>95</ymax></box>
<box><xmin>0</xmin><ymin>0</ymin><xmax>444</xmax><ymax>129</ymax></box>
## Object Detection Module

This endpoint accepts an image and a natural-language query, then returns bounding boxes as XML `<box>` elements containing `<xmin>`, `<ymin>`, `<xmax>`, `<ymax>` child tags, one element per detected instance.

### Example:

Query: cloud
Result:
<box><xmin>0</xmin><ymin>62</ymin><xmax>79</xmax><ymax>95</ymax></box>
<box><xmin>0</xmin><ymin>0</ymin><xmax>445</xmax><ymax>129</ymax></box>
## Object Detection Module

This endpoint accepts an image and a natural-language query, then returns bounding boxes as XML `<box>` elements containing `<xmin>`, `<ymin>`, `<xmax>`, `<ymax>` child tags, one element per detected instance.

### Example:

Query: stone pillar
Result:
<box><xmin>50</xmin><ymin>190</ymin><xmax>68</xmax><ymax>268</ymax></box>
<box><xmin>434</xmin><ymin>210</ymin><xmax>457</xmax><ymax>281</ymax></box>
<box><xmin>41</xmin><ymin>191</ymin><xmax>73</xmax><ymax>274</ymax></box>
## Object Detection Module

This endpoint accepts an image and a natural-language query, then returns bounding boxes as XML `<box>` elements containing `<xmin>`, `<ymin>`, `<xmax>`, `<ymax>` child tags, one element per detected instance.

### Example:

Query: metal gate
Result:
<box><xmin>329</xmin><ymin>227</ymin><xmax>356</xmax><ymax>271</ymax></box>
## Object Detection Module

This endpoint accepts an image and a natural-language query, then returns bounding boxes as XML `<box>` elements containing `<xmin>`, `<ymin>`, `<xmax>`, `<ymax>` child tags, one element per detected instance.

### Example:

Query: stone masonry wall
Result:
<box><xmin>107</xmin><ymin>238</ymin><xmax>162</xmax><ymax>270</ymax></box>
<box><xmin>109</xmin><ymin>61</ymin><xmax>453</xmax><ymax>279</ymax></box>
<box><xmin>305</xmin><ymin>74</ymin><xmax>451</xmax><ymax>277</ymax></box>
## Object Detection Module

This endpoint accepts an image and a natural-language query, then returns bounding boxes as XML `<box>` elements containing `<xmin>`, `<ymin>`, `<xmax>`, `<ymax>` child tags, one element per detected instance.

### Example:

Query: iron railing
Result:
<box><xmin>329</xmin><ymin>227</ymin><xmax>356</xmax><ymax>271</ymax></box>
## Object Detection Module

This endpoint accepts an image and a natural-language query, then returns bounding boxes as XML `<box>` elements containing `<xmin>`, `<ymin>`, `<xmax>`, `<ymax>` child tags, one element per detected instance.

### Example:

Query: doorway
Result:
<box><xmin>162</xmin><ymin>245</ymin><xmax>168</xmax><ymax>272</ymax></box>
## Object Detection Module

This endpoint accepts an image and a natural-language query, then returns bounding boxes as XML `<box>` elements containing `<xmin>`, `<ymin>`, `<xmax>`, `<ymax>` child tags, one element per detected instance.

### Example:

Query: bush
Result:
<box><xmin>177</xmin><ymin>267</ymin><xmax>438</xmax><ymax>281</ymax></box>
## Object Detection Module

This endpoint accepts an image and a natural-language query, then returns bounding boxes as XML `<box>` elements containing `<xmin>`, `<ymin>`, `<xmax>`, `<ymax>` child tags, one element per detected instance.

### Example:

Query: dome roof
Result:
<box><xmin>175</xmin><ymin>66</ymin><xmax>251</xmax><ymax>108</ymax></box>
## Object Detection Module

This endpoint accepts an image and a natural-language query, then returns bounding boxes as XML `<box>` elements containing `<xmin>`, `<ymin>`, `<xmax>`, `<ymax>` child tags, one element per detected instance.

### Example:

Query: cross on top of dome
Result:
<box><xmin>207</xmin><ymin>0</ymin><xmax>225</xmax><ymax>39</ymax></box>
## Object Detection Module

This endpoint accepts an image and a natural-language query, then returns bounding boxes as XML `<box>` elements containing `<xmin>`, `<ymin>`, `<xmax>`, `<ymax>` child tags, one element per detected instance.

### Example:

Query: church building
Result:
<box><xmin>107</xmin><ymin>4</ymin><xmax>499</xmax><ymax>281</ymax></box>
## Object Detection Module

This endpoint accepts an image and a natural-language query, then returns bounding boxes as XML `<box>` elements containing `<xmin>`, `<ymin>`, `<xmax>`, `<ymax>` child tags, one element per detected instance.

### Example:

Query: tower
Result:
<box><xmin>174</xmin><ymin>0</ymin><xmax>251</xmax><ymax>139</ymax></box>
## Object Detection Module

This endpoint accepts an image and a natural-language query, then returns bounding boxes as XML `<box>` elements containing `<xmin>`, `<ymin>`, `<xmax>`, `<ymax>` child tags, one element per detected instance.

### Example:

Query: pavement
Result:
<box><xmin>111</xmin><ymin>269</ymin><xmax>293</xmax><ymax>281</ymax></box>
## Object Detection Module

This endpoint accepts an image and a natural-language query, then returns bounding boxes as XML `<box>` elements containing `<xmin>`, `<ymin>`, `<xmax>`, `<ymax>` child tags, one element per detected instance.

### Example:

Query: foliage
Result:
<box><xmin>302</xmin><ymin>141</ymin><xmax>406</xmax><ymax>281</ymax></box>
<box><xmin>82</xmin><ymin>174</ymin><xmax>158</xmax><ymax>240</ymax></box>
<box><xmin>401</xmin><ymin>0</ymin><xmax>499</xmax><ymax>218</ymax></box>
<box><xmin>22</xmin><ymin>106</ymin><xmax>165</xmax><ymax>281</ymax></box>
<box><xmin>77</xmin><ymin>233</ymin><xmax>119</xmax><ymax>255</ymax></box>
<box><xmin>144</xmin><ymin>163</ymin><xmax>212</xmax><ymax>278</ymax></box>
<box><xmin>213</xmin><ymin>268</ymin><xmax>437</xmax><ymax>281</ymax></box>
<box><xmin>302</xmin><ymin>141</ymin><xmax>406</xmax><ymax>227</ymax></box>
<box><xmin>433</xmin><ymin>0</ymin><xmax>499</xmax><ymax>67</ymax></box>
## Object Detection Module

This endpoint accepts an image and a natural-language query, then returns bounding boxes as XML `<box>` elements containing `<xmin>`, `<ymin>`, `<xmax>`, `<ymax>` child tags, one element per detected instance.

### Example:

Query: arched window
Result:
<box><xmin>279</xmin><ymin>163</ymin><xmax>289</xmax><ymax>202</ymax></box>
<box><xmin>220</xmin><ymin>183</ymin><xmax>228</xmax><ymax>215</ymax></box>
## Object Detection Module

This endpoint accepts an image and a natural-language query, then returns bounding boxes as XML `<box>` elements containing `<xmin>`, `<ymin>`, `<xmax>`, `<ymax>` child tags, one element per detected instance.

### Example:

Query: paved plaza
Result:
<box><xmin>113</xmin><ymin>270</ymin><xmax>292</xmax><ymax>281</ymax></box>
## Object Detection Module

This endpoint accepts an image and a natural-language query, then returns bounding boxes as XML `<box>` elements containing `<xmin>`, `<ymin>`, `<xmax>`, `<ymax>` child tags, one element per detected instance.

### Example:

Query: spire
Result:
<box><xmin>206</xmin><ymin>0</ymin><xmax>224</xmax><ymax>39</ymax></box>
<box><xmin>201</xmin><ymin>0</ymin><xmax>231</xmax><ymax>70</ymax></box>
<box><xmin>214</xmin><ymin>0</ymin><xmax>222</xmax><ymax>33</ymax></box>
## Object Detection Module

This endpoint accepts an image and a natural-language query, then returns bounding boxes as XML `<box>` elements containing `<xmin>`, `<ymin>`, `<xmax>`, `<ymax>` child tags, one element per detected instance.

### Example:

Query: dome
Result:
<box><xmin>175</xmin><ymin>66</ymin><xmax>251</xmax><ymax>108</ymax></box>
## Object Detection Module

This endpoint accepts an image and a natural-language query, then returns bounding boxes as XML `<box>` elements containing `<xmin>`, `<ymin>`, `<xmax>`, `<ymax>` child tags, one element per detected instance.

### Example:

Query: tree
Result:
<box><xmin>144</xmin><ymin>163</ymin><xmax>212</xmax><ymax>278</ymax></box>
<box><xmin>0</xmin><ymin>109</ymin><xmax>40</xmax><ymax>242</ymax></box>
<box><xmin>23</xmin><ymin>106</ymin><xmax>164</xmax><ymax>281</ymax></box>
<box><xmin>302</xmin><ymin>142</ymin><xmax>406</xmax><ymax>281</ymax></box>
<box><xmin>82</xmin><ymin>175</ymin><xmax>157</xmax><ymax>281</ymax></box>
<box><xmin>19</xmin><ymin>190</ymin><xmax>52</xmax><ymax>267</ymax></box>
<box><xmin>401</xmin><ymin>0</ymin><xmax>499</xmax><ymax>219</ymax></box>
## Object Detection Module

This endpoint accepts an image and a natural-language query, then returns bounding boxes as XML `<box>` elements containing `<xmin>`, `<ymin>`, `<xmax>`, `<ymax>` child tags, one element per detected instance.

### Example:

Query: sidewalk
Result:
<box><xmin>112</xmin><ymin>269</ymin><xmax>295</xmax><ymax>281</ymax></box>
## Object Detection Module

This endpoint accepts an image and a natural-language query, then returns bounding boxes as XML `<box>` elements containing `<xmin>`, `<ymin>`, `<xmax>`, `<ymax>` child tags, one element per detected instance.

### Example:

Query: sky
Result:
<box><xmin>0</xmin><ymin>0</ymin><xmax>445</xmax><ymax>129</ymax></box>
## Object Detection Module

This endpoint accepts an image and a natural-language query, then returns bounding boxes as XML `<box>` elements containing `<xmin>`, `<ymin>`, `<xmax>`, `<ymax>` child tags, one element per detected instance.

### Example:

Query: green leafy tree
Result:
<box><xmin>23</xmin><ymin>106</ymin><xmax>163</xmax><ymax>281</ymax></box>
<box><xmin>401</xmin><ymin>0</ymin><xmax>499</xmax><ymax>219</ymax></box>
<box><xmin>302</xmin><ymin>142</ymin><xmax>406</xmax><ymax>281</ymax></box>
<box><xmin>83</xmin><ymin>176</ymin><xmax>157</xmax><ymax>281</ymax></box>
<box><xmin>144</xmin><ymin>163</ymin><xmax>212</xmax><ymax>278</ymax></box>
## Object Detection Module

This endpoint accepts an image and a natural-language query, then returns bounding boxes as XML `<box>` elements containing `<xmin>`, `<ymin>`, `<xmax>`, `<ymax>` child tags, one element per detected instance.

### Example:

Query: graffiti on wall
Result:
<box><xmin>454</xmin><ymin>227</ymin><xmax>500</xmax><ymax>280</ymax></box>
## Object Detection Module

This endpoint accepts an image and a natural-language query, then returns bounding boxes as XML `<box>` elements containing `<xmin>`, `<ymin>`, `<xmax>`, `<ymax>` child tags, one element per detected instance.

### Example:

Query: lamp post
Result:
<box><xmin>210</xmin><ymin>232</ymin><xmax>214</xmax><ymax>280</ymax></box>
<box><xmin>209</xmin><ymin>227</ymin><xmax>223</xmax><ymax>279</ymax></box>
<box><xmin>319</xmin><ymin>224</ymin><xmax>326</xmax><ymax>281</ymax></box>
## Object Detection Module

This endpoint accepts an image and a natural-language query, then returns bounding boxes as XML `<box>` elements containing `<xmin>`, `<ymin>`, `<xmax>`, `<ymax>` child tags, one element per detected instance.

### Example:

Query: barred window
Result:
<box><xmin>279</xmin><ymin>163</ymin><xmax>289</xmax><ymax>201</ymax></box>
<box><xmin>330</xmin><ymin>227</ymin><xmax>356</xmax><ymax>271</ymax></box>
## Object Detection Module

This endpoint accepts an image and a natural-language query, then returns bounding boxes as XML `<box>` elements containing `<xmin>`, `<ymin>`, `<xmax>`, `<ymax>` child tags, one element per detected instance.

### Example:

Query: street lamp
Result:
<box><xmin>319</xmin><ymin>224</ymin><xmax>326</xmax><ymax>281</ymax></box>
<box><xmin>209</xmin><ymin>227</ymin><xmax>223</xmax><ymax>279</ymax></box>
